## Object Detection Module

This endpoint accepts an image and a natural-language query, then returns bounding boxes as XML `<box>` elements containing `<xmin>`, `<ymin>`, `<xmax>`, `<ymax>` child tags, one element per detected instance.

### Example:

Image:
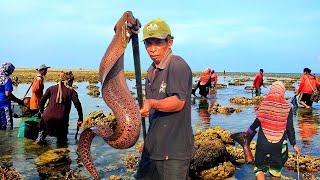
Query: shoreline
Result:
<box><xmin>12</xmin><ymin>68</ymin><xmax>306</xmax><ymax>84</ymax></box>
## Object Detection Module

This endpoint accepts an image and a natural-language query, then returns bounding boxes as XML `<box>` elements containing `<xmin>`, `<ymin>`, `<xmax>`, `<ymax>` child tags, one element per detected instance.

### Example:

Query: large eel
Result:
<box><xmin>78</xmin><ymin>11</ymin><xmax>141</xmax><ymax>179</ymax></box>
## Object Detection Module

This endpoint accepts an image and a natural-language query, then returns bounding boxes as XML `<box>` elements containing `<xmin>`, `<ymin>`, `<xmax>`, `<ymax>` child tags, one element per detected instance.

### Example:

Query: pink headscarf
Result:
<box><xmin>256</xmin><ymin>81</ymin><xmax>291</xmax><ymax>143</ymax></box>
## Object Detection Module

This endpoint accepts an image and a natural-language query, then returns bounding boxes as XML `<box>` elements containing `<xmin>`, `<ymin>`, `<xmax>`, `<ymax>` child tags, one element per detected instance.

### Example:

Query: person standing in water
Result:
<box><xmin>192</xmin><ymin>68</ymin><xmax>212</xmax><ymax>98</ymax></box>
<box><xmin>135</xmin><ymin>18</ymin><xmax>194</xmax><ymax>180</ymax></box>
<box><xmin>253</xmin><ymin>69</ymin><xmax>264</xmax><ymax>96</ymax></box>
<box><xmin>36</xmin><ymin>71</ymin><xmax>83</xmax><ymax>146</ymax></box>
<box><xmin>246</xmin><ymin>81</ymin><xmax>300</xmax><ymax>179</ymax></box>
<box><xmin>29</xmin><ymin>64</ymin><xmax>50</xmax><ymax>114</ymax></box>
<box><xmin>0</xmin><ymin>62</ymin><xmax>24</xmax><ymax>130</ymax></box>
<box><xmin>296</xmin><ymin>68</ymin><xmax>320</xmax><ymax>108</ymax></box>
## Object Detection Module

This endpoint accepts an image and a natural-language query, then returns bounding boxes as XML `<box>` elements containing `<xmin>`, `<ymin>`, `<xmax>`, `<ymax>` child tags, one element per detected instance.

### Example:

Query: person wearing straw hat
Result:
<box><xmin>246</xmin><ymin>81</ymin><xmax>300</xmax><ymax>179</ymax></box>
<box><xmin>29</xmin><ymin>64</ymin><xmax>50</xmax><ymax>114</ymax></box>
<box><xmin>0</xmin><ymin>62</ymin><xmax>24</xmax><ymax>130</ymax></box>
<box><xmin>35</xmin><ymin>71</ymin><xmax>83</xmax><ymax>146</ymax></box>
<box><xmin>135</xmin><ymin>18</ymin><xmax>193</xmax><ymax>180</ymax></box>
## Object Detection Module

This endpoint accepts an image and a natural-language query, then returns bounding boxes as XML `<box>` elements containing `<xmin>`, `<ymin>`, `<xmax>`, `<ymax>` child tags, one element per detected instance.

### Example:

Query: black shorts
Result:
<box><xmin>299</xmin><ymin>93</ymin><xmax>313</xmax><ymax>106</ymax></box>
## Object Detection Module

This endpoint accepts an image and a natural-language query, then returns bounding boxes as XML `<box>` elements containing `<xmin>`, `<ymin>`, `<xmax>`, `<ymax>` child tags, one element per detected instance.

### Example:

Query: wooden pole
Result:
<box><xmin>131</xmin><ymin>33</ymin><xmax>147</xmax><ymax>140</ymax></box>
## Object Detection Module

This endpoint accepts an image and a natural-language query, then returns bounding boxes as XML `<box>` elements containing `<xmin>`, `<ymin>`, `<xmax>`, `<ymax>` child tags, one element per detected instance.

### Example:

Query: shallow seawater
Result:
<box><xmin>0</xmin><ymin>76</ymin><xmax>319</xmax><ymax>179</ymax></box>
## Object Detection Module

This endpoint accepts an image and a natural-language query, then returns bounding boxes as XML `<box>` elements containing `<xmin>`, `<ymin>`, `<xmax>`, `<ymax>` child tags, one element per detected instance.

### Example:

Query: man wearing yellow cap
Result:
<box><xmin>136</xmin><ymin>18</ymin><xmax>194</xmax><ymax>179</ymax></box>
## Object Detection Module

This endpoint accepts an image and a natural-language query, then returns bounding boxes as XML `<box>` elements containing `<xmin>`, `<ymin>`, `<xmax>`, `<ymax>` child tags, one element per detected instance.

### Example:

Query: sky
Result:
<box><xmin>1</xmin><ymin>0</ymin><xmax>319</xmax><ymax>73</ymax></box>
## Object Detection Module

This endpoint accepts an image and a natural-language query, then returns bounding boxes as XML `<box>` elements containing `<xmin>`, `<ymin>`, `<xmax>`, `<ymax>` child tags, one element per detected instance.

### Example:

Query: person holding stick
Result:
<box><xmin>135</xmin><ymin>18</ymin><xmax>194</xmax><ymax>179</ymax></box>
<box><xmin>29</xmin><ymin>64</ymin><xmax>50</xmax><ymax>114</ymax></box>
<box><xmin>246</xmin><ymin>81</ymin><xmax>300</xmax><ymax>179</ymax></box>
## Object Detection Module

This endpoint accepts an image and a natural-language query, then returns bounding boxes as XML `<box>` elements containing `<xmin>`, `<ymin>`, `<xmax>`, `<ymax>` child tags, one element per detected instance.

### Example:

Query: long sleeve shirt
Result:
<box><xmin>40</xmin><ymin>84</ymin><xmax>83</xmax><ymax>124</ymax></box>
<box><xmin>297</xmin><ymin>74</ymin><xmax>320</xmax><ymax>94</ymax></box>
<box><xmin>253</xmin><ymin>73</ymin><xmax>263</xmax><ymax>88</ymax></box>
<box><xmin>30</xmin><ymin>75</ymin><xmax>44</xmax><ymax>110</ymax></box>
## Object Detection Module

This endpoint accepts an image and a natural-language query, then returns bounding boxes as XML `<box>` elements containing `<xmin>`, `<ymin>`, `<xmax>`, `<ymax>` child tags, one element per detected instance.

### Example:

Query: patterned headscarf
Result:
<box><xmin>56</xmin><ymin>71</ymin><xmax>74</xmax><ymax>103</ymax></box>
<box><xmin>0</xmin><ymin>62</ymin><xmax>15</xmax><ymax>85</ymax></box>
<box><xmin>256</xmin><ymin>81</ymin><xmax>291</xmax><ymax>143</ymax></box>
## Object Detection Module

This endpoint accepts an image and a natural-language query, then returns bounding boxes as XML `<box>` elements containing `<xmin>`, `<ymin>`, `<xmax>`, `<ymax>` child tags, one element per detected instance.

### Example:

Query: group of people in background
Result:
<box><xmin>189</xmin><ymin>63</ymin><xmax>319</xmax><ymax>179</ymax></box>
<box><xmin>1</xmin><ymin>17</ymin><xmax>319</xmax><ymax>180</ymax></box>
<box><xmin>252</xmin><ymin>67</ymin><xmax>320</xmax><ymax>109</ymax></box>
<box><xmin>0</xmin><ymin>62</ymin><xmax>83</xmax><ymax>146</ymax></box>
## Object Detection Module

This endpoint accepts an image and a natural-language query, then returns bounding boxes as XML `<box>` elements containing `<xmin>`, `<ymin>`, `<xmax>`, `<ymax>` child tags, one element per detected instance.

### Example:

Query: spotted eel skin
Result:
<box><xmin>78</xmin><ymin>11</ymin><xmax>141</xmax><ymax>179</ymax></box>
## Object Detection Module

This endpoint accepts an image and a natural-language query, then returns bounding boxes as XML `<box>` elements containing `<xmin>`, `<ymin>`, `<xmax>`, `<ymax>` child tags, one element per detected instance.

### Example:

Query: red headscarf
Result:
<box><xmin>256</xmin><ymin>81</ymin><xmax>291</xmax><ymax>143</ymax></box>
<box><xmin>199</xmin><ymin>68</ymin><xmax>211</xmax><ymax>85</ymax></box>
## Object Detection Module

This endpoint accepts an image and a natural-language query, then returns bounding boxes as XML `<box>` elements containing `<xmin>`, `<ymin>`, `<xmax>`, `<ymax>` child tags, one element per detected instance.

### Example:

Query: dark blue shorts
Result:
<box><xmin>0</xmin><ymin>106</ymin><xmax>13</xmax><ymax>129</ymax></box>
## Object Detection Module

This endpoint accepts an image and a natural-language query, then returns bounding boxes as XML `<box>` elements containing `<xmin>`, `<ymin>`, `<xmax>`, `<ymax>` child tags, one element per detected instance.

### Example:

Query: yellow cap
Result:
<box><xmin>143</xmin><ymin>18</ymin><xmax>172</xmax><ymax>40</ymax></box>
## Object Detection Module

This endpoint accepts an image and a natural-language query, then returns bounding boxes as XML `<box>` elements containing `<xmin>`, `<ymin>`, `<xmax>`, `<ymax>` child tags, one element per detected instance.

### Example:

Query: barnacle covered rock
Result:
<box><xmin>86</xmin><ymin>84</ymin><xmax>100</xmax><ymax>97</ymax></box>
<box><xmin>199</xmin><ymin>161</ymin><xmax>235</xmax><ymax>180</ymax></box>
<box><xmin>284</xmin><ymin>83</ymin><xmax>295</xmax><ymax>91</ymax></box>
<box><xmin>283</xmin><ymin>79</ymin><xmax>297</xmax><ymax>84</ymax></box>
<box><xmin>234</xmin><ymin>78</ymin><xmax>251</xmax><ymax>83</ymax></box>
<box><xmin>123</xmin><ymin>154</ymin><xmax>139</xmax><ymax>171</ymax></box>
<box><xmin>135</xmin><ymin>142</ymin><xmax>144</xmax><ymax>153</ymax></box>
<box><xmin>194</xmin><ymin>127</ymin><xmax>233</xmax><ymax>146</ymax></box>
<box><xmin>244</xmin><ymin>86</ymin><xmax>255</xmax><ymax>91</ymax></box>
<box><xmin>109</xmin><ymin>175</ymin><xmax>122</xmax><ymax>180</ymax></box>
<box><xmin>226</xmin><ymin>145</ymin><xmax>244</xmax><ymax>162</ymax></box>
<box><xmin>302</xmin><ymin>172</ymin><xmax>318</xmax><ymax>180</ymax></box>
<box><xmin>190</xmin><ymin>139</ymin><xmax>228</xmax><ymax>178</ymax></box>
<box><xmin>208</xmin><ymin>104</ymin><xmax>241</xmax><ymax>114</ymax></box>
<box><xmin>0</xmin><ymin>166</ymin><xmax>23</xmax><ymax>180</ymax></box>
<box><xmin>35</xmin><ymin>148</ymin><xmax>70</xmax><ymax>166</ymax></box>
<box><xmin>285</xmin><ymin>153</ymin><xmax>320</xmax><ymax>173</ymax></box>
<box><xmin>190</xmin><ymin>127</ymin><xmax>236</xmax><ymax>178</ymax></box>
<box><xmin>81</xmin><ymin>111</ymin><xmax>116</xmax><ymax>129</ymax></box>
<box><xmin>35</xmin><ymin>148</ymin><xmax>72</xmax><ymax>177</ymax></box>
<box><xmin>267</xmin><ymin>78</ymin><xmax>277</xmax><ymax>83</ymax></box>
<box><xmin>215</xmin><ymin>84</ymin><xmax>227</xmax><ymax>89</ymax></box>
<box><xmin>230</xmin><ymin>96</ymin><xmax>263</xmax><ymax>105</ymax></box>
<box><xmin>228</xmin><ymin>82</ymin><xmax>245</xmax><ymax>86</ymax></box>
<box><xmin>230</xmin><ymin>96</ymin><xmax>254</xmax><ymax>105</ymax></box>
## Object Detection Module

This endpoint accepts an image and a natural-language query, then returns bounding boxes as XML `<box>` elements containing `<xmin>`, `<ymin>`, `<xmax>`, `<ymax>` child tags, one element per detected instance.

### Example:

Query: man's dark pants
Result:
<box><xmin>255</xmin><ymin>87</ymin><xmax>261</xmax><ymax>96</ymax></box>
<box><xmin>135</xmin><ymin>154</ymin><xmax>190</xmax><ymax>180</ymax></box>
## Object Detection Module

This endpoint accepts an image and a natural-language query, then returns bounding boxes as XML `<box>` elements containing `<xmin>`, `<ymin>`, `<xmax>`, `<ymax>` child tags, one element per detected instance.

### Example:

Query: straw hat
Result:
<box><xmin>36</xmin><ymin>64</ymin><xmax>51</xmax><ymax>71</ymax></box>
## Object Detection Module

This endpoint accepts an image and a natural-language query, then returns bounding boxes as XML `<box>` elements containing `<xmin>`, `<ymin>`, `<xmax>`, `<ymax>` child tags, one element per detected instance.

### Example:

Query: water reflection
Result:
<box><xmin>297</xmin><ymin>108</ymin><xmax>320</xmax><ymax>146</ymax></box>
<box><xmin>197</xmin><ymin>99</ymin><xmax>211</xmax><ymax>129</ymax></box>
<box><xmin>0</xmin><ymin>131</ymin><xmax>14</xmax><ymax>167</ymax></box>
